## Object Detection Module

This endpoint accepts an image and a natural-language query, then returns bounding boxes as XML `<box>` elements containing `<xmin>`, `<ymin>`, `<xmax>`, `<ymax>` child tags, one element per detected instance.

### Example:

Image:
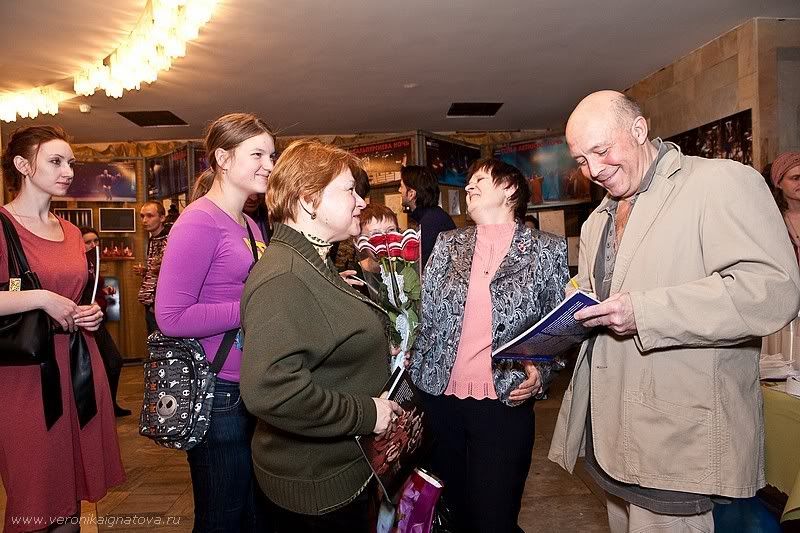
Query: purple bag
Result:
<box><xmin>393</xmin><ymin>468</ymin><xmax>443</xmax><ymax>533</ymax></box>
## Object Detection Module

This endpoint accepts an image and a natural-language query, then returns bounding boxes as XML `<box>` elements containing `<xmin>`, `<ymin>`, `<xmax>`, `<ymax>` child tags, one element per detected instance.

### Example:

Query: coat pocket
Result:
<box><xmin>623</xmin><ymin>389</ymin><xmax>712</xmax><ymax>484</ymax></box>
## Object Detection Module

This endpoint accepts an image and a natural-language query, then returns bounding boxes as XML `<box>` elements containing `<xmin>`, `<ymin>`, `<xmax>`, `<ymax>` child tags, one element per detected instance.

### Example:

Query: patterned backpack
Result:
<box><xmin>139</xmin><ymin>329</ymin><xmax>237</xmax><ymax>450</ymax></box>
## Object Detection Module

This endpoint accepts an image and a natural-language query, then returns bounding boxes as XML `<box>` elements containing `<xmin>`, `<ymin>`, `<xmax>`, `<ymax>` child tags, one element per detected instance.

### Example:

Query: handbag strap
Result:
<box><xmin>207</xmin><ymin>221</ymin><xmax>259</xmax><ymax>375</ymax></box>
<box><xmin>208</xmin><ymin>329</ymin><xmax>238</xmax><ymax>375</ymax></box>
<box><xmin>245</xmin><ymin>219</ymin><xmax>259</xmax><ymax>267</ymax></box>
<box><xmin>0</xmin><ymin>212</ymin><xmax>33</xmax><ymax>280</ymax></box>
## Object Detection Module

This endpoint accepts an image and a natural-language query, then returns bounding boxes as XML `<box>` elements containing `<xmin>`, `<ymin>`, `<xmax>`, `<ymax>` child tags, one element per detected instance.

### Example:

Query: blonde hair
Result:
<box><xmin>268</xmin><ymin>140</ymin><xmax>362</xmax><ymax>224</ymax></box>
<box><xmin>191</xmin><ymin>113</ymin><xmax>274</xmax><ymax>202</ymax></box>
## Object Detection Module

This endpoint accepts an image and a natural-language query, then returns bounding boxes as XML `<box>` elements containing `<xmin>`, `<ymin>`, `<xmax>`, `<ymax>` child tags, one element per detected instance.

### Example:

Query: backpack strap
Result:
<box><xmin>209</xmin><ymin>221</ymin><xmax>259</xmax><ymax>375</ymax></box>
<box><xmin>245</xmin><ymin>219</ymin><xmax>259</xmax><ymax>272</ymax></box>
<box><xmin>208</xmin><ymin>329</ymin><xmax>238</xmax><ymax>375</ymax></box>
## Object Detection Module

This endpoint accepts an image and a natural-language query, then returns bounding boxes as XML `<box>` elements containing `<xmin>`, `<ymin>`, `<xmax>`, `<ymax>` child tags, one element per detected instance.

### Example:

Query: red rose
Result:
<box><xmin>366</xmin><ymin>234</ymin><xmax>389</xmax><ymax>258</ymax></box>
<box><xmin>387</xmin><ymin>241</ymin><xmax>403</xmax><ymax>258</ymax></box>
<box><xmin>400</xmin><ymin>239</ymin><xmax>420</xmax><ymax>261</ymax></box>
<box><xmin>385</xmin><ymin>232</ymin><xmax>403</xmax><ymax>245</ymax></box>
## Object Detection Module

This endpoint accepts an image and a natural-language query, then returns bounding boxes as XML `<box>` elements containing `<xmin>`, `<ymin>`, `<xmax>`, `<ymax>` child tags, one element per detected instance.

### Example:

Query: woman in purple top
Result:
<box><xmin>155</xmin><ymin>113</ymin><xmax>275</xmax><ymax>532</ymax></box>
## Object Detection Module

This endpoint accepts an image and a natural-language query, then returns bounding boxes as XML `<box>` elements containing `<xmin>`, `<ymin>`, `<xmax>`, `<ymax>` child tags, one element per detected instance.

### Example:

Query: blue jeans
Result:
<box><xmin>186</xmin><ymin>378</ymin><xmax>270</xmax><ymax>532</ymax></box>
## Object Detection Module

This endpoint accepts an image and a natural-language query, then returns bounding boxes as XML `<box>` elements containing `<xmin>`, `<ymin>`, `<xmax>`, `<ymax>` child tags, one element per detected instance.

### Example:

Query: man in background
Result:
<box><xmin>399</xmin><ymin>165</ymin><xmax>455</xmax><ymax>270</ymax></box>
<box><xmin>135</xmin><ymin>201</ymin><xmax>171</xmax><ymax>334</ymax></box>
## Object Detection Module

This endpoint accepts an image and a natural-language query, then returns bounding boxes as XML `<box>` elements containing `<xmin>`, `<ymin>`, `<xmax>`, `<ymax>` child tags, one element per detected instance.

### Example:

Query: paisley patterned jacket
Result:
<box><xmin>409</xmin><ymin>223</ymin><xmax>569</xmax><ymax>407</ymax></box>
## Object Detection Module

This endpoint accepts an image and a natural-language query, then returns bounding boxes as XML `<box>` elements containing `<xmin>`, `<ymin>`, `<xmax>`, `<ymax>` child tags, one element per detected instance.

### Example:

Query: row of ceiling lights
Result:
<box><xmin>0</xmin><ymin>0</ymin><xmax>217</xmax><ymax>123</ymax></box>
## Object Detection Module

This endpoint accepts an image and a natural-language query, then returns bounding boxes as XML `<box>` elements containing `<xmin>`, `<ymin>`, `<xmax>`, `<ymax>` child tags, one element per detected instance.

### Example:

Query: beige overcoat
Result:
<box><xmin>548</xmin><ymin>147</ymin><xmax>800</xmax><ymax>497</ymax></box>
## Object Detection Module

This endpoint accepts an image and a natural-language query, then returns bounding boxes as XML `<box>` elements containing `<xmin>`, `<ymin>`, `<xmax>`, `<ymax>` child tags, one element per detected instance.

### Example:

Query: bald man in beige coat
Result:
<box><xmin>548</xmin><ymin>91</ymin><xmax>800</xmax><ymax>533</ymax></box>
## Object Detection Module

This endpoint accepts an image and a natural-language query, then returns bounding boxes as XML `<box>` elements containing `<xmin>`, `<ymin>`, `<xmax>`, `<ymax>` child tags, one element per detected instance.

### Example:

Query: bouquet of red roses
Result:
<box><xmin>356</xmin><ymin>229</ymin><xmax>421</xmax><ymax>368</ymax></box>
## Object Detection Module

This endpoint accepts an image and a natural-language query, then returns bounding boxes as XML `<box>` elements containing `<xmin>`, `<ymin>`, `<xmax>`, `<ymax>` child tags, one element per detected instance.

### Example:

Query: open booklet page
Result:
<box><xmin>492</xmin><ymin>290</ymin><xmax>599</xmax><ymax>361</ymax></box>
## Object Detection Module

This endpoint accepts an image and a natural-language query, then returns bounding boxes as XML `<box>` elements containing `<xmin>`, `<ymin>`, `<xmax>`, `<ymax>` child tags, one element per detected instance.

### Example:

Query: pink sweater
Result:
<box><xmin>445</xmin><ymin>222</ymin><xmax>515</xmax><ymax>400</ymax></box>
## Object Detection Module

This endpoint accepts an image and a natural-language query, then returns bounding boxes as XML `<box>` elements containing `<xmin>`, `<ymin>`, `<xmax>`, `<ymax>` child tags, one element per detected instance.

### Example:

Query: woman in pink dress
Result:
<box><xmin>0</xmin><ymin>125</ymin><xmax>124</xmax><ymax>532</ymax></box>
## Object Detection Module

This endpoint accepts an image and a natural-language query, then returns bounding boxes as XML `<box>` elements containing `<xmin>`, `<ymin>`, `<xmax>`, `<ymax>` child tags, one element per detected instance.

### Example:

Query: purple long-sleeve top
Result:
<box><xmin>155</xmin><ymin>197</ymin><xmax>264</xmax><ymax>382</ymax></box>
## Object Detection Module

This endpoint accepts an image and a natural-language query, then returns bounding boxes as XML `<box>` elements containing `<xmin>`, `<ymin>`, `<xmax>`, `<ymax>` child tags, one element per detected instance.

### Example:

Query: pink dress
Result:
<box><xmin>0</xmin><ymin>209</ymin><xmax>124</xmax><ymax>532</ymax></box>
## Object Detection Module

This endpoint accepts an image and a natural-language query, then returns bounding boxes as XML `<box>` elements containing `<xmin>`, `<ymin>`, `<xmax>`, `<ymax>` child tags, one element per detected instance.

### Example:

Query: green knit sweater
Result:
<box><xmin>240</xmin><ymin>223</ymin><xmax>390</xmax><ymax>515</ymax></box>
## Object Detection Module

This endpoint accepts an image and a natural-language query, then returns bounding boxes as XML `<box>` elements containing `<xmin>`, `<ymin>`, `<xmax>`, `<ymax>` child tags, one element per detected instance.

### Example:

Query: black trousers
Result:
<box><xmin>94</xmin><ymin>320</ymin><xmax>124</xmax><ymax>406</ymax></box>
<box><xmin>267</xmin><ymin>486</ymin><xmax>371</xmax><ymax>533</ymax></box>
<box><xmin>421</xmin><ymin>392</ymin><xmax>535</xmax><ymax>533</ymax></box>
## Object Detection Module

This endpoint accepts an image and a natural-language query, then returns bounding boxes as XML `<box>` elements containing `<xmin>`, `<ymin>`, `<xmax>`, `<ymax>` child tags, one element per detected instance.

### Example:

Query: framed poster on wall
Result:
<box><xmin>422</xmin><ymin>133</ymin><xmax>481</xmax><ymax>188</ymax></box>
<box><xmin>64</xmin><ymin>160</ymin><xmax>137</xmax><ymax>202</ymax></box>
<box><xmin>345</xmin><ymin>137</ymin><xmax>416</xmax><ymax>186</ymax></box>
<box><xmin>146</xmin><ymin>145</ymin><xmax>200</xmax><ymax>200</ymax></box>
<box><xmin>54</xmin><ymin>208</ymin><xmax>93</xmax><ymax>228</ymax></box>
<box><xmin>99</xmin><ymin>208</ymin><xmax>136</xmax><ymax>233</ymax></box>
<box><xmin>494</xmin><ymin>136</ymin><xmax>589</xmax><ymax>205</ymax></box>
<box><xmin>665</xmin><ymin>109</ymin><xmax>752</xmax><ymax>166</ymax></box>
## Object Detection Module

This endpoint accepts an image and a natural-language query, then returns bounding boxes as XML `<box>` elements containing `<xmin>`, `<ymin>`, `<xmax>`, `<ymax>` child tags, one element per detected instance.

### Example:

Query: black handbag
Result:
<box><xmin>0</xmin><ymin>212</ymin><xmax>55</xmax><ymax>365</ymax></box>
<box><xmin>0</xmin><ymin>212</ymin><xmax>65</xmax><ymax>428</ymax></box>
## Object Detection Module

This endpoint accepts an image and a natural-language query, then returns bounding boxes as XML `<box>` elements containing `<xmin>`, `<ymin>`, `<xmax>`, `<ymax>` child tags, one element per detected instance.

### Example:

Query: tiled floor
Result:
<box><xmin>1</xmin><ymin>364</ymin><xmax>608</xmax><ymax>532</ymax></box>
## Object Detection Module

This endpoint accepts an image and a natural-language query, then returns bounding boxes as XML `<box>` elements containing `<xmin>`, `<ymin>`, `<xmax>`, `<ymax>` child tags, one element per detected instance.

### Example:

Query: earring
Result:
<box><xmin>299</xmin><ymin>201</ymin><xmax>317</xmax><ymax>220</ymax></box>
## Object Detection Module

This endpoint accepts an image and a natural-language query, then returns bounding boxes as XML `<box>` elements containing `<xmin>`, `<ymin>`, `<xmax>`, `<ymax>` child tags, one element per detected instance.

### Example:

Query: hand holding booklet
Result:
<box><xmin>357</xmin><ymin>366</ymin><xmax>426</xmax><ymax>501</ymax></box>
<box><xmin>492</xmin><ymin>290</ymin><xmax>600</xmax><ymax>361</ymax></box>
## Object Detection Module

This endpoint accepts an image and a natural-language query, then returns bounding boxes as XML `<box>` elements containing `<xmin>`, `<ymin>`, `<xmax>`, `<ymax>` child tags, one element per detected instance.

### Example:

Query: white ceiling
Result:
<box><xmin>2</xmin><ymin>0</ymin><xmax>800</xmax><ymax>143</ymax></box>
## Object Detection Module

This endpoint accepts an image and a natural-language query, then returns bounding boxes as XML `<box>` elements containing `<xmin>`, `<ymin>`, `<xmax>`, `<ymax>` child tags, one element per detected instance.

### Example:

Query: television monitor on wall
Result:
<box><xmin>98</xmin><ymin>208</ymin><xmax>136</xmax><ymax>233</ymax></box>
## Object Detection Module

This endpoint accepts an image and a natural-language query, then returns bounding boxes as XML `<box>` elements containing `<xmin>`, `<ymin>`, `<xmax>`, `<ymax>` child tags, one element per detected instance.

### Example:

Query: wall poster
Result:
<box><xmin>64</xmin><ymin>160</ymin><xmax>137</xmax><ymax>202</ymax></box>
<box><xmin>346</xmin><ymin>137</ymin><xmax>414</xmax><ymax>186</ymax></box>
<box><xmin>494</xmin><ymin>136</ymin><xmax>589</xmax><ymax>205</ymax></box>
<box><xmin>54</xmin><ymin>208</ymin><xmax>93</xmax><ymax>228</ymax></box>
<box><xmin>665</xmin><ymin>109</ymin><xmax>752</xmax><ymax>166</ymax></box>
<box><xmin>423</xmin><ymin>135</ymin><xmax>481</xmax><ymax>188</ymax></box>
<box><xmin>146</xmin><ymin>146</ymin><xmax>190</xmax><ymax>199</ymax></box>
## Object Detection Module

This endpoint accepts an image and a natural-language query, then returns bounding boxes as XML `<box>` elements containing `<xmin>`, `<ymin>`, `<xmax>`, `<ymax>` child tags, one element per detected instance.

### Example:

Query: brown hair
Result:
<box><xmin>141</xmin><ymin>200</ymin><xmax>166</xmax><ymax>217</ymax></box>
<box><xmin>359</xmin><ymin>203</ymin><xmax>399</xmax><ymax>230</ymax></box>
<box><xmin>467</xmin><ymin>157</ymin><xmax>531</xmax><ymax>220</ymax></box>
<box><xmin>79</xmin><ymin>226</ymin><xmax>99</xmax><ymax>237</ymax></box>
<box><xmin>190</xmin><ymin>113</ymin><xmax>274</xmax><ymax>202</ymax></box>
<box><xmin>1</xmin><ymin>125</ymin><xmax>70</xmax><ymax>195</ymax></box>
<box><xmin>268</xmin><ymin>140</ymin><xmax>362</xmax><ymax>224</ymax></box>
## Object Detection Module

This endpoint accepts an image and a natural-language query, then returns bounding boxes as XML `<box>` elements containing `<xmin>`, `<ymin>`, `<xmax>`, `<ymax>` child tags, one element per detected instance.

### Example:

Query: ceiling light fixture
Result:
<box><xmin>74</xmin><ymin>0</ymin><xmax>217</xmax><ymax>98</ymax></box>
<box><xmin>0</xmin><ymin>0</ymin><xmax>217</xmax><ymax>122</ymax></box>
<box><xmin>0</xmin><ymin>87</ymin><xmax>62</xmax><ymax>123</ymax></box>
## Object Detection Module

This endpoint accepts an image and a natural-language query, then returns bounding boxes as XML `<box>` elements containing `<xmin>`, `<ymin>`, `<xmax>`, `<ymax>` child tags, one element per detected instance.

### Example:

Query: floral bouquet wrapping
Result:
<box><xmin>356</xmin><ymin>229</ymin><xmax>421</xmax><ymax>369</ymax></box>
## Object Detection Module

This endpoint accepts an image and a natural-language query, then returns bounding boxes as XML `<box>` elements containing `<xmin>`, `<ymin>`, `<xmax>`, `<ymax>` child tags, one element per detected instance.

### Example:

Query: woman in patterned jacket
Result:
<box><xmin>409</xmin><ymin>158</ymin><xmax>569</xmax><ymax>533</ymax></box>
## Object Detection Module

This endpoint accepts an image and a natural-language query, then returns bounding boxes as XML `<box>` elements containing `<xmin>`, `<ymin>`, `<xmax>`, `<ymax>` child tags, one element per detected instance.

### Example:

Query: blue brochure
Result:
<box><xmin>492</xmin><ymin>290</ymin><xmax>600</xmax><ymax>361</ymax></box>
